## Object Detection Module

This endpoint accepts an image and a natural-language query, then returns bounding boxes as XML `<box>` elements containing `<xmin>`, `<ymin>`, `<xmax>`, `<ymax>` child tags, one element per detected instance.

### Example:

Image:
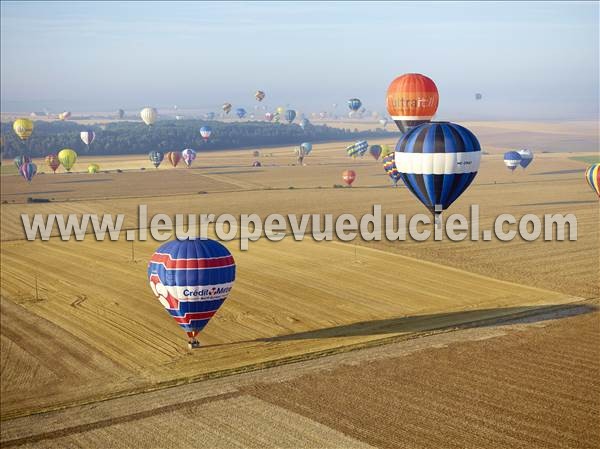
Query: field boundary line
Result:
<box><xmin>1</xmin><ymin>299</ymin><xmax>593</xmax><ymax>424</ymax></box>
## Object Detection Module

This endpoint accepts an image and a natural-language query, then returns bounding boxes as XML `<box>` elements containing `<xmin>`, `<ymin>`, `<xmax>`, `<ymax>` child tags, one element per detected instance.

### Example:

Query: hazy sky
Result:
<box><xmin>1</xmin><ymin>1</ymin><xmax>598</xmax><ymax>119</ymax></box>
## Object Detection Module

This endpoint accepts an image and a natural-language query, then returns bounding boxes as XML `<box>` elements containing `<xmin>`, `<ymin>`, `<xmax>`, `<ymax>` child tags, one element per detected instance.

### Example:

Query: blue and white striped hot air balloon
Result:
<box><xmin>504</xmin><ymin>151</ymin><xmax>522</xmax><ymax>172</ymax></box>
<box><xmin>517</xmin><ymin>149</ymin><xmax>533</xmax><ymax>169</ymax></box>
<box><xmin>395</xmin><ymin>122</ymin><xmax>481</xmax><ymax>223</ymax></box>
<box><xmin>148</xmin><ymin>238</ymin><xmax>236</xmax><ymax>348</ymax></box>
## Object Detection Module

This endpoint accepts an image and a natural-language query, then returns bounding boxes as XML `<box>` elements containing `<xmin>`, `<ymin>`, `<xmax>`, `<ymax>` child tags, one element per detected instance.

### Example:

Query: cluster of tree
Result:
<box><xmin>1</xmin><ymin>120</ymin><xmax>394</xmax><ymax>158</ymax></box>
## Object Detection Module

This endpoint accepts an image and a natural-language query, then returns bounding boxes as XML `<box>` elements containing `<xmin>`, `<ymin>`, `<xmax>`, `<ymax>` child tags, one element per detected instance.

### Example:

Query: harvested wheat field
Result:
<box><xmin>1</xmin><ymin>121</ymin><xmax>599</xmax><ymax>447</ymax></box>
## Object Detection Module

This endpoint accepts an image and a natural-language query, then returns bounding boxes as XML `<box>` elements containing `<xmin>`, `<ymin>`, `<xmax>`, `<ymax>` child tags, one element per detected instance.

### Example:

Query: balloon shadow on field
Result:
<box><xmin>54</xmin><ymin>178</ymin><xmax>112</xmax><ymax>184</ymax></box>
<box><xmin>261</xmin><ymin>303</ymin><xmax>596</xmax><ymax>342</ymax></box>
<box><xmin>513</xmin><ymin>200</ymin><xmax>595</xmax><ymax>206</ymax></box>
<box><xmin>533</xmin><ymin>169</ymin><xmax>583</xmax><ymax>176</ymax></box>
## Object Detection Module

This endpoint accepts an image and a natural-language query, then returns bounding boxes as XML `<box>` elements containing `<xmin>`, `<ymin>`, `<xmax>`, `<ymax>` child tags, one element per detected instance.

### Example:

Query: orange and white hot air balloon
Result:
<box><xmin>386</xmin><ymin>73</ymin><xmax>439</xmax><ymax>133</ymax></box>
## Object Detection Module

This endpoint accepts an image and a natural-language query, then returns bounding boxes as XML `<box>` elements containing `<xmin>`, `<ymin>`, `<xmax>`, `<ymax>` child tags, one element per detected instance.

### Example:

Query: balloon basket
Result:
<box><xmin>188</xmin><ymin>340</ymin><xmax>200</xmax><ymax>350</ymax></box>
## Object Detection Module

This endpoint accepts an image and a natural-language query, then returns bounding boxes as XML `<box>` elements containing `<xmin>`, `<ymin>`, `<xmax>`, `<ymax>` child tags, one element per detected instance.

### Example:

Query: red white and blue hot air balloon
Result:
<box><xmin>200</xmin><ymin>126</ymin><xmax>212</xmax><ymax>142</ymax></box>
<box><xmin>148</xmin><ymin>238</ymin><xmax>236</xmax><ymax>348</ymax></box>
<box><xmin>395</xmin><ymin>122</ymin><xmax>481</xmax><ymax>224</ymax></box>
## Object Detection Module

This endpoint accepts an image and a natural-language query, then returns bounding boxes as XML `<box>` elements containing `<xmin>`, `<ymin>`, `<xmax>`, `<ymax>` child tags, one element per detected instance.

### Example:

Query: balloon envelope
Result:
<box><xmin>80</xmin><ymin>130</ymin><xmax>95</xmax><ymax>146</ymax></box>
<box><xmin>348</xmin><ymin>98</ymin><xmax>362</xmax><ymax>112</ymax></box>
<box><xmin>166</xmin><ymin>151</ymin><xmax>182</xmax><ymax>167</ymax></box>
<box><xmin>45</xmin><ymin>154</ymin><xmax>60</xmax><ymax>173</ymax></box>
<box><xmin>14</xmin><ymin>155</ymin><xmax>31</xmax><ymax>173</ymax></box>
<box><xmin>200</xmin><ymin>126</ymin><xmax>212</xmax><ymax>141</ymax></box>
<box><xmin>504</xmin><ymin>151</ymin><xmax>522</xmax><ymax>171</ymax></box>
<box><xmin>148</xmin><ymin>238</ymin><xmax>236</xmax><ymax>342</ymax></box>
<box><xmin>255</xmin><ymin>90</ymin><xmax>265</xmax><ymax>101</ymax></box>
<box><xmin>13</xmin><ymin>118</ymin><xmax>34</xmax><ymax>141</ymax></box>
<box><xmin>182</xmin><ymin>148</ymin><xmax>196</xmax><ymax>167</ymax></box>
<box><xmin>369</xmin><ymin>145</ymin><xmax>382</xmax><ymax>160</ymax></box>
<box><xmin>148</xmin><ymin>151</ymin><xmax>164</xmax><ymax>168</ymax></box>
<box><xmin>58</xmin><ymin>149</ymin><xmax>78</xmax><ymax>172</ymax></box>
<box><xmin>346</xmin><ymin>140</ymin><xmax>368</xmax><ymax>158</ymax></box>
<box><xmin>342</xmin><ymin>169</ymin><xmax>356</xmax><ymax>186</ymax></box>
<box><xmin>585</xmin><ymin>163</ymin><xmax>600</xmax><ymax>197</ymax></box>
<box><xmin>87</xmin><ymin>164</ymin><xmax>100</xmax><ymax>174</ymax></box>
<box><xmin>222</xmin><ymin>103</ymin><xmax>232</xmax><ymax>114</ymax></box>
<box><xmin>386</xmin><ymin>73</ymin><xmax>439</xmax><ymax>133</ymax></box>
<box><xmin>382</xmin><ymin>154</ymin><xmax>402</xmax><ymax>185</ymax></box>
<box><xmin>517</xmin><ymin>149</ymin><xmax>533</xmax><ymax>169</ymax></box>
<box><xmin>235</xmin><ymin>108</ymin><xmax>247</xmax><ymax>119</ymax></box>
<box><xmin>20</xmin><ymin>162</ymin><xmax>37</xmax><ymax>182</ymax></box>
<box><xmin>284</xmin><ymin>110</ymin><xmax>296</xmax><ymax>124</ymax></box>
<box><xmin>396</xmin><ymin>122</ymin><xmax>481</xmax><ymax>215</ymax></box>
<box><xmin>140</xmin><ymin>107</ymin><xmax>158</xmax><ymax>126</ymax></box>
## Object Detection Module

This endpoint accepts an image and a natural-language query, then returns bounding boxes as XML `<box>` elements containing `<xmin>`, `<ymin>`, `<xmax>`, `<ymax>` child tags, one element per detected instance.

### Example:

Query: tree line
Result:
<box><xmin>1</xmin><ymin>119</ymin><xmax>394</xmax><ymax>159</ymax></box>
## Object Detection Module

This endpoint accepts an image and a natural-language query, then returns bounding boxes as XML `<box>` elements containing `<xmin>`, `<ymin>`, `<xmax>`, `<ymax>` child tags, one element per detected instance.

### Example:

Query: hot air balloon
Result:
<box><xmin>386</xmin><ymin>73</ymin><xmax>439</xmax><ymax>133</ymax></box>
<box><xmin>380</xmin><ymin>144</ymin><xmax>393</xmax><ymax>158</ymax></box>
<box><xmin>14</xmin><ymin>155</ymin><xmax>31</xmax><ymax>173</ymax></box>
<box><xmin>235</xmin><ymin>108</ymin><xmax>247</xmax><ymax>119</ymax></box>
<box><xmin>369</xmin><ymin>145</ymin><xmax>383</xmax><ymax>160</ymax></box>
<box><xmin>395</xmin><ymin>122</ymin><xmax>481</xmax><ymax>225</ymax></box>
<box><xmin>276</xmin><ymin>106</ymin><xmax>285</xmax><ymax>115</ymax></box>
<box><xmin>222</xmin><ymin>103</ymin><xmax>232</xmax><ymax>114</ymax></box>
<box><xmin>200</xmin><ymin>126</ymin><xmax>212</xmax><ymax>142</ymax></box>
<box><xmin>255</xmin><ymin>90</ymin><xmax>266</xmax><ymax>102</ymax></box>
<box><xmin>252</xmin><ymin>160</ymin><xmax>262</xmax><ymax>167</ymax></box>
<box><xmin>80</xmin><ymin>130</ymin><xmax>95</xmax><ymax>147</ymax></box>
<box><xmin>382</xmin><ymin>154</ymin><xmax>402</xmax><ymax>186</ymax></box>
<box><xmin>58</xmin><ymin>111</ymin><xmax>71</xmax><ymax>121</ymax></box>
<box><xmin>58</xmin><ymin>149</ymin><xmax>78</xmax><ymax>172</ymax></box>
<box><xmin>284</xmin><ymin>110</ymin><xmax>296</xmax><ymax>124</ymax></box>
<box><xmin>182</xmin><ymin>148</ymin><xmax>196</xmax><ymax>168</ymax></box>
<box><xmin>475</xmin><ymin>93</ymin><xmax>483</xmax><ymax>100</ymax></box>
<box><xmin>13</xmin><ymin>118</ymin><xmax>34</xmax><ymax>141</ymax></box>
<box><xmin>300</xmin><ymin>142</ymin><xmax>312</xmax><ymax>155</ymax></box>
<box><xmin>166</xmin><ymin>151</ymin><xmax>182</xmax><ymax>167</ymax></box>
<box><xmin>87</xmin><ymin>164</ymin><xmax>100</xmax><ymax>174</ymax></box>
<box><xmin>148</xmin><ymin>151</ymin><xmax>164</xmax><ymax>168</ymax></box>
<box><xmin>148</xmin><ymin>238</ymin><xmax>236</xmax><ymax>348</ymax></box>
<box><xmin>585</xmin><ymin>163</ymin><xmax>600</xmax><ymax>197</ymax></box>
<box><xmin>342</xmin><ymin>169</ymin><xmax>356</xmax><ymax>186</ymax></box>
<box><xmin>117</xmin><ymin>109</ymin><xmax>125</xmax><ymax>119</ymax></box>
<box><xmin>348</xmin><ymin>98</ymin><xmax>362</xmax><ymax>112</ymax></box>
<box><xmin>504</xmin><ymin>151</ymin><xmax>522</xmax><ymax>172</ymax></box>
<box><xmin>252</xmin><ymin>150</ymin><xmax>261</xmax><ymax>158</ymax></box>
<box><xmin>379</xmin><ymin>118</ymin><xmax>388</xmax><ymax>128</ymax></box>
<box><xmin>264</xmin><ymin>112</ymin><xmax>274</xmax><ymax>122</ymax></box>
<box><xmin>299</xmin><ymin>118</ymin><xmax>309</xmax><ymax>130</ymax></box>
<box><xmin>20</xmin><ymin>162</ymin><xmax>37</xmax><ymax>182</ymax></box>
<box><xmin>518</xmin><ymin>149</ymin><xmax>533</xmax><ymax>169</ymax></box>
<box><xmin>319</xmin><ymin>111</ymin><xmax>327</xmax><ymax>119</ymax></box>
<box><xmin>45</xmin><ymin>154</ymin><xmax>60</xmax><ymax>173</ymax></box>
<box><xmin>140</xmin><ymin>107</ymin><xmax>158</xmax><ymax>126</ymax></box>
<box><xmin>346</xmin><ymin>140</ymin><xmax>368</xmax><ymax>159</ymax></box>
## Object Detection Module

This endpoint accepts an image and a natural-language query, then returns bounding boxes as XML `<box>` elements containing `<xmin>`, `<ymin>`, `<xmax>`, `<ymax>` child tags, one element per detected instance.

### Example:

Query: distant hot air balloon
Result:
<box><xmin>342</xmin><ymin>169</ymin><xmax>356</xmax><ymax>186</ymax></box>
<box><xmin>58</xmin><ymin>111</ymin><xmax>71</xmax><ymax>121</ymax></box>
<box><xmin>140</xmin><ymin>107</ymin><xmax>158</xmax><ymax>126</ymax></box>
<box><xmin>45</xmin><ymin>154</ymin><xmax>60</xmax><ymax>173</ymax></box>
<box><xmin>517</xmin><ymin>149</ymin><xmax>533</xmax><ymax>169</ymax></box>
<box><xmin>265</xmin><ymin>112</ymin><xmax>274</xmax><ymax>121</ymax></box>
<box><xmin>276</xmin><ymin>106</ymin><xmax>285</xmax><ymax>115</ymax></box>
<box><xmin>148</xmin><ymin>238</ymin><xmax>236</xmax><ymax>348</ymax></box>
<box><xmin>396</xmin><ymin>122</ymin><xmax>481</xmax><ymax>225</ymax></box>
<box><xmin>58</xmin><ymin>149</ymin><xmax>78</xmax><ymax>172</ymax></box>
<box><xmin>252</xmin><ymin>150</ymin><xmax>261</xmax><ymax>158</ymax></box>
<box><xmin>299</xmin><ymin>118</ymin><xmax>309</xmax><ymax>130</ymax></box>
<box><xmin>149</xmin><ymin>151</ymin><xmax>164</xmax><ymax>168</ymax></box>
<box><xmin>319</xmin><ymin>111</ymin><xmax>327</xmax><ymax>119</ymax></box>
<box><xmin>300</xmin><ymin>142</ymin><xmax>312</xmax><ymax>155</ymax></box>
<box><xmin>348</xmin><ymin>98</ymin><xmax>362</xmax><ymax>112</ymax></box>
<box><xmin>222</xmin><ymin>103</ymin><xmax>232</xmax><ymax>114</ymax></box>
<box><xmin>475</xmin><ymin>93</ymin><xmax>483</xmax><ymax>100</ymax></box>
<box><xmin>346</xmin><ymin>140</ymin><xmax>368</xmax><ymax>159</ymax></box>
<box><xmin>13</xmin><ymin>118</ymin><xmax>34</xmax><ymax>141</ymax></box>
<box><xmin>166</xmin><ymin>151</ymin><xmax>182</xmax><ymax>167</ymax></box>
<box><xmin>585</xmin><ymin>163</ymin><xmax>600</xmax><ymax>197</ymax></box>
<box><xmin>80</xmin><ymin>130</ymin><xmax>95</xmax><ymax>147</ymax></box>
<box><xmin>504</xmin><ymin>151</ymin><xmax>522</xmax><ymax>172</ymax></box>
<box><xmin>20</xmin><ymin>162</ymin><xmax>37</xmax><ymax>182</ymax></box>
<box><xmin>252</xmin><ymin>160</ymin><xmax>262</xmax><ymax>167</ymax></box>
<box><xmin>380</xmin><ymin>144</ymin><xmax>393</xmax><ymax>158</ymax></box>
<box><xmin>379</xmin><ymin>118</ymin><xmax>388</xmax><ymax>128</ymax></box>
<box><xmin>87</xmin><ymin>164</ymin><xmax>100</xmax><ymax>174</ymax></box>
<box><xmin>255</xmin><ymin>90</ymin><xmax>266</xmax><ymax>102</ymax></box>
<box><xmin>117</xmin><ymin>109</ymin><xmax>125</xmax><ymax>119</ymax></box>
<box><xmin>284</xmin><ymin>109</ymin><xmax>296</xmax><ymax>124</ymax></box>
<box><xmin>182</xmin><ymin>148</ymin><xmax>196</xmax><ymax>168</ymax></box>
<box><xmin>14</xmin><ymin>155</ymin><xmax>31</xmax><ymax>174</ymax></box>
<box><xmin>386</xmin><ymin>73</ymin><xmax>439</xmax><ymax>133</ymax></box>
<box><xmin>235</xmin><ymin>108</ymin><xmax>247</xmax><ymax>119</ymax></box>
<box><xmin>200</xmin><ymin>126</ymin><xmax>212</xmax><ymax>142</ymax></box>
<box><xmin>369</xmin><ymin>145</ymin><xmax>382</xmax><ymax>160</ymax></box>
<box><xmin>382</xmin><ymin>154</ymin><xmax>402</xmax><ymax>186</ymax></box>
